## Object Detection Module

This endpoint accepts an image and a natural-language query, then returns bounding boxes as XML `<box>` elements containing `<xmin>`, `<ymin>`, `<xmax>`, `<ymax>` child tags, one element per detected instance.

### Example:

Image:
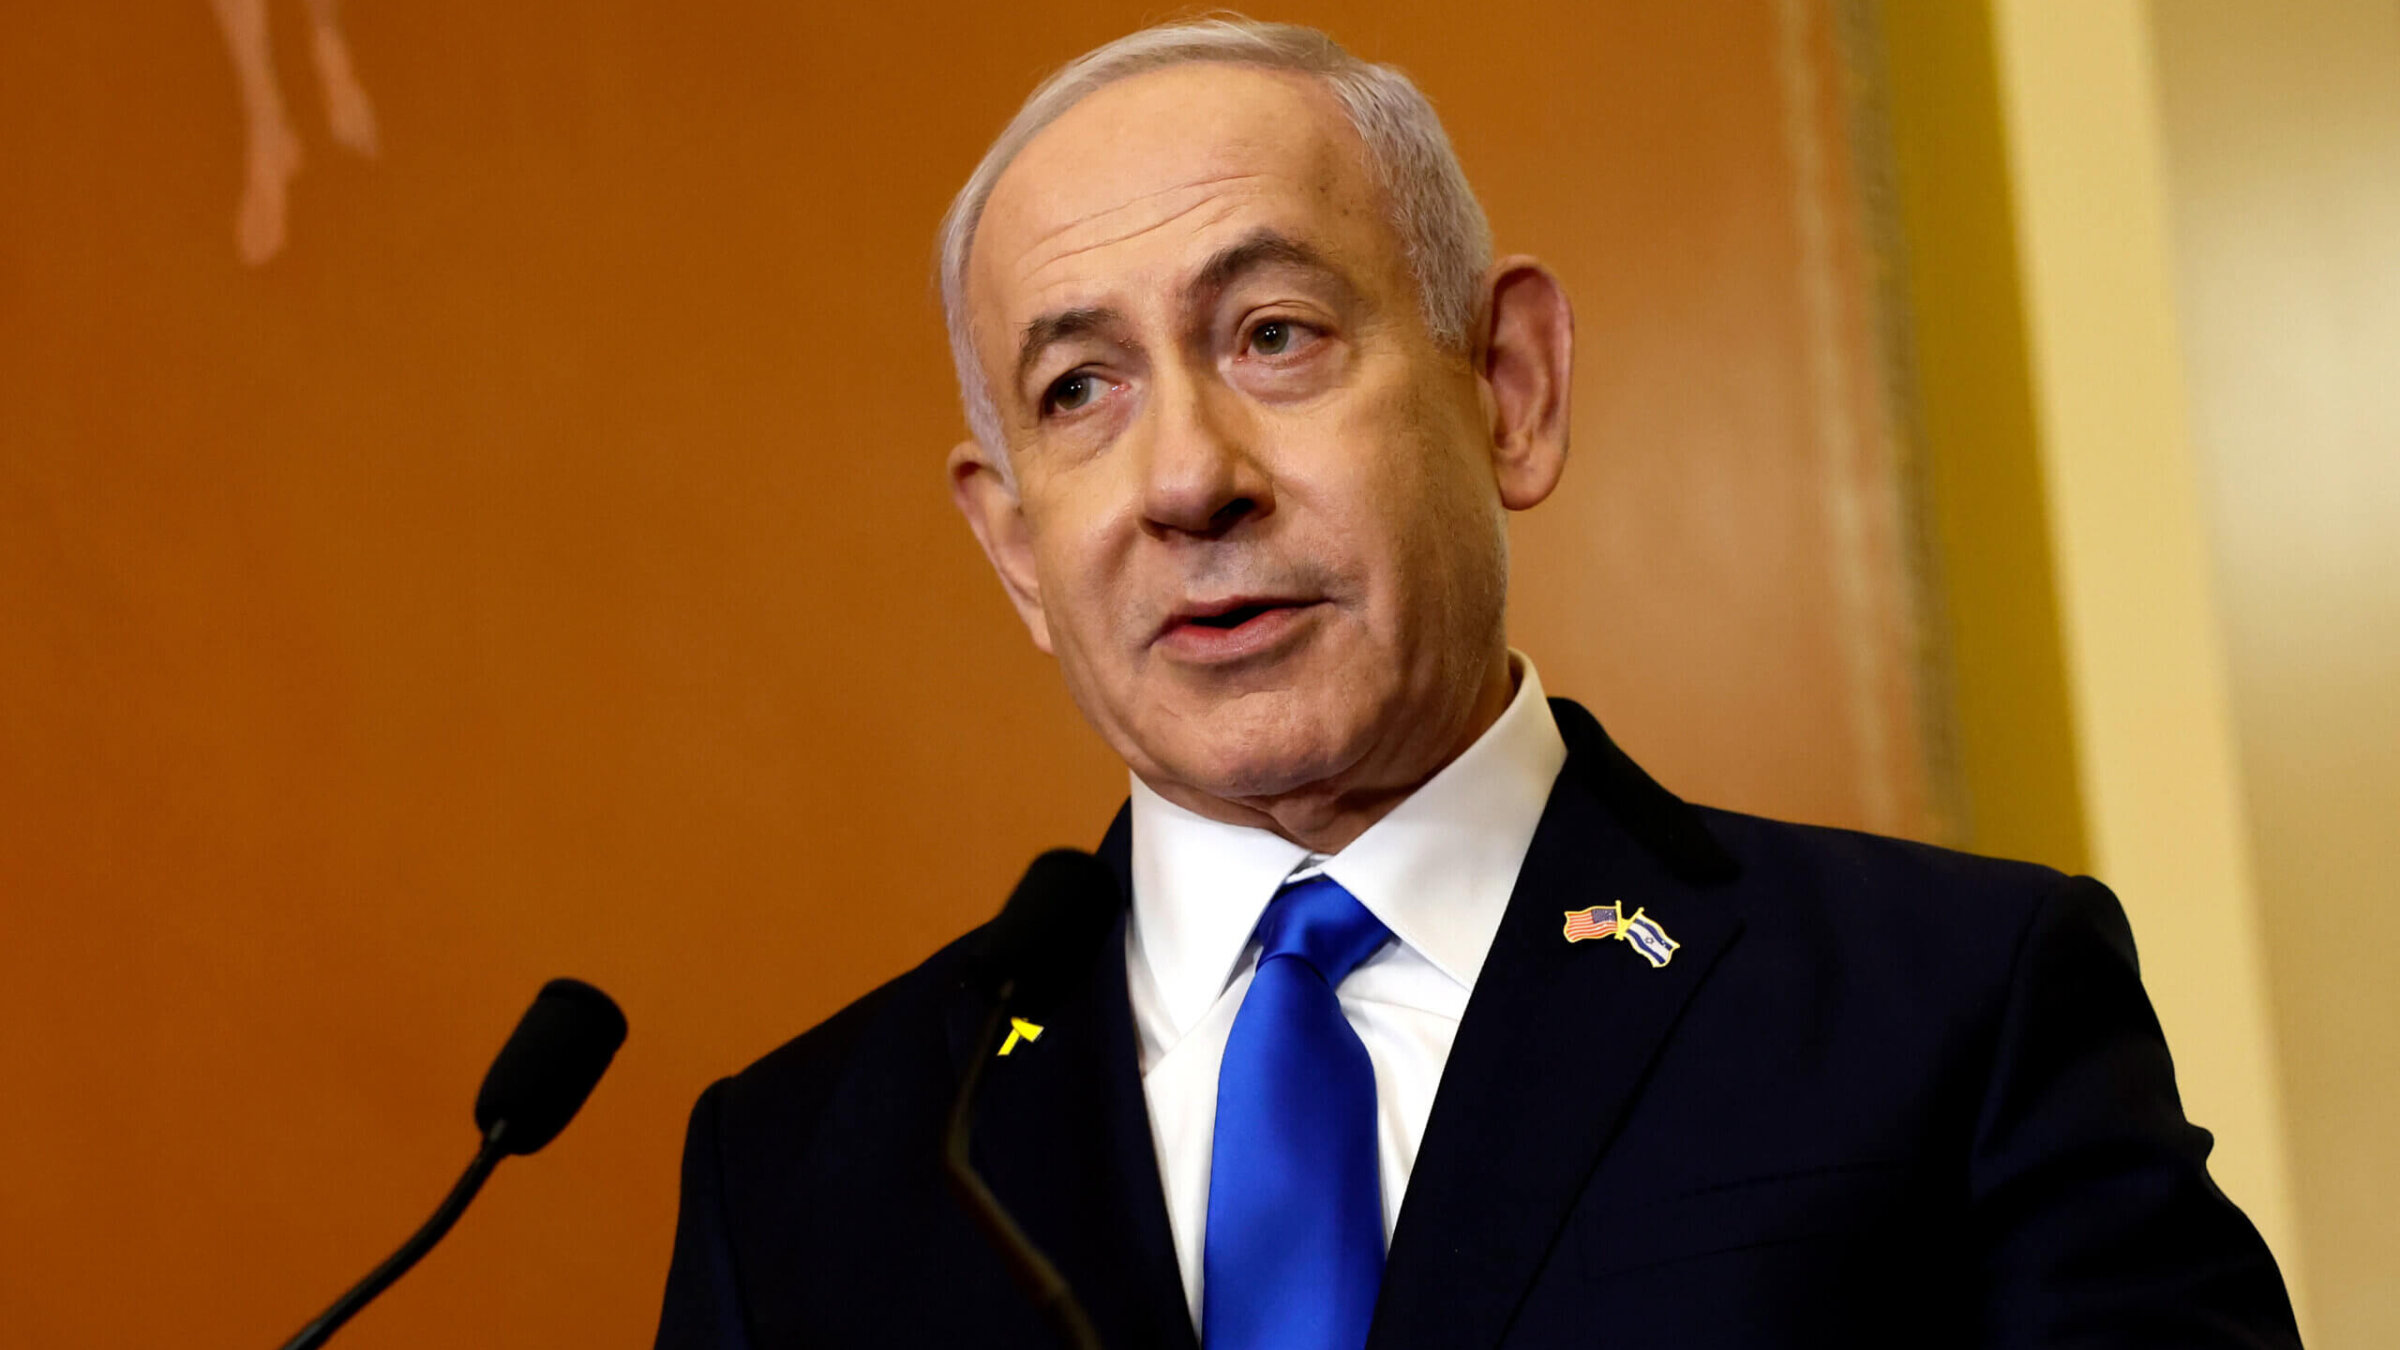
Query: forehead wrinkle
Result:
<box><xmin>1020</xmin><ymin>192</ymin><xmax>1222</xmax><ymax>288</ymax></box>
<box><xmin>1015</xmin><ymin>168</ymin><xmax>1269</xmax><ymax>260</ymax></box>
<box><xmin>1014</xmin><ymin>175</ymin><xmax>1274</xmax><ymax>292</ymax></box>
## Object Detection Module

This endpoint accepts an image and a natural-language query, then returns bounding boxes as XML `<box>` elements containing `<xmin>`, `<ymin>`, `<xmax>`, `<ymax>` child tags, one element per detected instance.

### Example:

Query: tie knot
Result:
<box><xmin>1254</xmin><ymin>875</ymin><xmax>1391</xmax><ymax>987</ymax></box>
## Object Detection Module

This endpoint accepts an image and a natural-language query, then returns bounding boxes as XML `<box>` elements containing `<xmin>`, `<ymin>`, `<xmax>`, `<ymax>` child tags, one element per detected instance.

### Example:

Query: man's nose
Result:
<box><xmin>1138</xmin><ymin>365</ymin><xmax>1272</xmax><ymax>540</ymax></box>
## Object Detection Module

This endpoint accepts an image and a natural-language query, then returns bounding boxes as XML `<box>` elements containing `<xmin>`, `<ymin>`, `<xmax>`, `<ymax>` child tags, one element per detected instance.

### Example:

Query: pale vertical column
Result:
<box><xmin>2148</xmin><ymin>4</ymin><xmax>2400</xmax><ymax>1344</ymax></box>
<box><xmin>1983</xmin><ymin>0</ymin><xmax>2301</xmax><ymax>1298</ymax></box>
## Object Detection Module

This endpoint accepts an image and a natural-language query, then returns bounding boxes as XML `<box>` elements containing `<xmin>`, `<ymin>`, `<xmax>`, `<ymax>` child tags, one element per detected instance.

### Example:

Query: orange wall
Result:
<box><xmin>0</xmin><ymin>4</ymin><xmax>1924</xmax><ymax>1345</ymax></box>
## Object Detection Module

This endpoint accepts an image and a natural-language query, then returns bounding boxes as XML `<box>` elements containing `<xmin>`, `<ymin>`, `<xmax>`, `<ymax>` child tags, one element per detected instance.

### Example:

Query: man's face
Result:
<box><xmin>956</xmin><ymin>65</ymin><xmax>1522</xmax><ymax>825</ymax></box>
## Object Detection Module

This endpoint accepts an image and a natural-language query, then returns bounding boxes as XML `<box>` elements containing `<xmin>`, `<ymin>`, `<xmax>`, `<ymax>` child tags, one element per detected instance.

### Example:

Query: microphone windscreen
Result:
<box><xmin>972</xmin><ymin>849</ymin><xmax>1124</xmax><ymax>1016</ymax></box>
<box><xmin>473</xmin><ymin>978</ymin><xmax>628</xmax><ymax>1157</ymax></box>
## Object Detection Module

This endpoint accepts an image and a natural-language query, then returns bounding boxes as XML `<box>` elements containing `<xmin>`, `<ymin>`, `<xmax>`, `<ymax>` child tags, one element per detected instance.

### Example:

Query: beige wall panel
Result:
<box><xmin>1986</xmin><ymin>0</ymin><xmax>2300</xmax><ymax>1297</ymax></box>
<box><xmin>2150</xmin><ymin>2</ymin><xmax>2400</xmax><ymax>1344</ymax></box>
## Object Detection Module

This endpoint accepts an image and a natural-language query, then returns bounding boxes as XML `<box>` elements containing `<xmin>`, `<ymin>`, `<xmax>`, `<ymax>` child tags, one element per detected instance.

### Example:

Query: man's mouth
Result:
<box><xmin>1166</xmin><ymin>596</ymin><xmax>1308</xmax><ymax>630</ymax></box>
<box><xmin>1157</xmin><ymin>596</ymin><xmax>1324</xmax><ymax>660</ymax></box>
<box><xmin>1183</xmin><ymin>601</ymin><xmax>1283</xmax><ymax>629</ymax></box>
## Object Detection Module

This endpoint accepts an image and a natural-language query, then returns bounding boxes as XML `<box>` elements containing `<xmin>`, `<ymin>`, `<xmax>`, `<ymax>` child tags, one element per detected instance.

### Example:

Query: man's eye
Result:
<box><xmin>1252</xmin><ymin>321</ymin><xmax>1295</xmax><ymax>356</ymax></box>
<box><xmin>1044</xmin><ymin>372</ymin><xmax>1099</xmax><ymax>415</ymax></box>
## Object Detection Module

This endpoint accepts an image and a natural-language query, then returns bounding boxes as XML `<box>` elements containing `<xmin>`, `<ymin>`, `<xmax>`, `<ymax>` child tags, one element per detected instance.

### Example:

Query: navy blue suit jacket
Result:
<box><xmin>656</xmin><ymin>700</ymin><xmax>2298</xmax><ymax>1348</ymax></box>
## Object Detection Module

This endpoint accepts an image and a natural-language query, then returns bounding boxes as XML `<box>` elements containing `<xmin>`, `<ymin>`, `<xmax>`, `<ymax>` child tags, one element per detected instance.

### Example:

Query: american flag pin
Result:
<box><xmin>1562</xmin><ymin>904</ymin><xmax>1621</xmax><ymax>943</ymax></box>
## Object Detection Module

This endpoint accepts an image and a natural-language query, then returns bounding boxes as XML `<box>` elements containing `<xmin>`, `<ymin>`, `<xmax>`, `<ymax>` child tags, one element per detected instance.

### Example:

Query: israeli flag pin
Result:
<box><xmin>1620</xmin><ymin>907</ymin><xmax>1681</xmax><ymax>968</ymax></box>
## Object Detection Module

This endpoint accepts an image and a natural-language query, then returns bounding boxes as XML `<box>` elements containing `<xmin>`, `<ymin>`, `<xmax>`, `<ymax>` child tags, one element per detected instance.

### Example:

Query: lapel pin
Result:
<box><xmin>1562</xmin><ymin>903</ymin><xmax>1680</xmax><ymax>967</ymax></box>
<box><xmin>1621</xmin><ymin>907</ymin><xmax>1680</xmax><ymax>967</ymax></box>
<box><xmin>997</xmin><ymin>1017</ymin><xmax>1044</xmax><ymax>1056</ymax></box>
<box><xmin>1563</xmin><ymin>903</ymin><xmax>1621</xmax><ymax>943</ymax></box>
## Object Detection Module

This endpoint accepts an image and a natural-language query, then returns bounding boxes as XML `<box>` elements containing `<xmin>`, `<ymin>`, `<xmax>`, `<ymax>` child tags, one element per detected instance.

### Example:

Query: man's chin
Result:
<box><xmin>1137</xmin><ymin>729</ymin><xmax>1366</xmax><ymax>814</ymax></box>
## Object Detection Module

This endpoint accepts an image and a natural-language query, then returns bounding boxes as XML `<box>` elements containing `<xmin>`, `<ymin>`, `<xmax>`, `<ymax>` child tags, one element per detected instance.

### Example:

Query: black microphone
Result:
<box><xmin>945</xmin><ymin>850</ymin><xmax>1123</xmax><ymax>1350</ymax></box>
<box><xmin>278</xmin><ymin>978</ymin><xmax>629</xmax><ymax>1350</ymax></box>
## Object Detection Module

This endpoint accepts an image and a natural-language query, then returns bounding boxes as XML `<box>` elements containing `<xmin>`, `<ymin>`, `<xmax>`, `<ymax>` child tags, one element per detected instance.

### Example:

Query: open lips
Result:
<box><xmin>1156</xmin><ymin>597</ymin><xmax>1327</xmax><ymax>661</ymax></box>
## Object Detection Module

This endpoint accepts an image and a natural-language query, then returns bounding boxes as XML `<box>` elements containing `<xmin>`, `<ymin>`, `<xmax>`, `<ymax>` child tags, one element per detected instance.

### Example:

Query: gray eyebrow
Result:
<box><xmin>1014</xmin><ymin>306</ymin><xmax>1125</xmax><ymax>396</ymax></box>
<box><xmin>1183</xmin><ymin>229</ymin><xmax>1353</xmax><ymax>308</ymax></box>
<box><xmin>1009</xmin><ymin>230</ymin><xmax>1356</xmax><ymax>401</ymax></box>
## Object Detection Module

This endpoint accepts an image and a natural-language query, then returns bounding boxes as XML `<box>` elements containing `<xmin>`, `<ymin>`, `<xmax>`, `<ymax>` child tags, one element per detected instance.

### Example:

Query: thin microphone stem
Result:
<box><xmin>943</xmin><ymin>991</ymin><xmax>1103</xmax><ymax>1350</ymax></box>
<box><xmin>277</xmin><ymin>1122</ymin><xmax>510</xmax><ymax>1350</ymax></box>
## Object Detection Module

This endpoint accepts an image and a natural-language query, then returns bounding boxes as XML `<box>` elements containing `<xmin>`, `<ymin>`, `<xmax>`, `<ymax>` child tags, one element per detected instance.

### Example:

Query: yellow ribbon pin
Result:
<box><xmin>997</xmin><ymin>1017</ymin><xmax>1044</xmax><ymax>1056</ymax></box>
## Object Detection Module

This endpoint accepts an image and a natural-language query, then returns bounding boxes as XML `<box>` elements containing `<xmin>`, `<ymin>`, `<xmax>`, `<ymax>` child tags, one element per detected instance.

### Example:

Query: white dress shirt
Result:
<box><xmin>1125</xmin><ymin>653</ymin><xmax>1569</xmax><ymax>1324</ymax></box>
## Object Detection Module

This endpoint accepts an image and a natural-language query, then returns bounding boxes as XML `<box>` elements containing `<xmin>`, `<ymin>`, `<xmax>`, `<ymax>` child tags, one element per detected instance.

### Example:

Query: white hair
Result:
<box><xmin>936</xmin><ymin>17</ymin><xmax>1495</xmax><ymax>460</ymax></box>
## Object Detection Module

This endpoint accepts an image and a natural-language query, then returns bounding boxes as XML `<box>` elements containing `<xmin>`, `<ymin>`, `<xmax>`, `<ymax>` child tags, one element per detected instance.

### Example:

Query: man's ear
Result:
<box><xmin>947</xmin><ymin>438</ymin><xmax>1054</xmax><ymax>654</ymax></box>
<box><xmin>1479</xmin><ymin>256</ymin><xmax>1574</xmax><ymax>511</ymax></box>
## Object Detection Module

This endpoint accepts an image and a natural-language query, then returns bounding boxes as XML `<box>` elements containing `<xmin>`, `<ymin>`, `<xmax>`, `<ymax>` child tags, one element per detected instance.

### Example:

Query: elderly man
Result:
<box><xmin>657</xmin><ymin>19</ymin><xmax>2297</xmax><ymax>1350</ymax></box>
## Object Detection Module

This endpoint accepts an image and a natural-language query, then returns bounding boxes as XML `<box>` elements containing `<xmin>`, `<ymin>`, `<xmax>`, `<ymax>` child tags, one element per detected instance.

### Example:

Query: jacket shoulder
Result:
<box><xmin>1699</xmin><ymin>805</ymin><xmax>2073</xmax><ymax>902</ymax></box>
<box><xmin>1676</xmin><ymin>804</ymin><xmax>2099</xmax><ymax>1001</ymax></box>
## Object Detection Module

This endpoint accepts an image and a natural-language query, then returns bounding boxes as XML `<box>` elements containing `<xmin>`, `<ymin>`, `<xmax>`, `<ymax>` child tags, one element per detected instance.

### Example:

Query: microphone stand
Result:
<box><xmin>277</xmin><ymin>1121</ymin><xmax>510</xmax><ymax>1350</ymax></box>
<box><xmin>943</xmin><ymin>989</ymin><xmax>1103</xmax><ymax>1350</ymax></box>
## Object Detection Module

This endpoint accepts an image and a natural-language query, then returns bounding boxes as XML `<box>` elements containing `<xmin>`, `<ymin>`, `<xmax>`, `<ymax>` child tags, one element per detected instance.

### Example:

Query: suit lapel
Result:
<box><xmin>1369</xmin><ymin>708</ymin><xmax>1746</xmax><ymax>1350</ymax></box>
<box><xmin>949</xmin><ymin>809</ymin><xmax>1198</xmax><ymax>1350</ymax></box>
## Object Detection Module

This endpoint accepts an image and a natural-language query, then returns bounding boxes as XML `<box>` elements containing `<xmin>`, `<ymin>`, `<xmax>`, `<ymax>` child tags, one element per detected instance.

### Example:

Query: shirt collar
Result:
<box><xmin>1128</xmin><ymin>652</ymin><xmax>1567</xmax><ymax>1041</ymax></box>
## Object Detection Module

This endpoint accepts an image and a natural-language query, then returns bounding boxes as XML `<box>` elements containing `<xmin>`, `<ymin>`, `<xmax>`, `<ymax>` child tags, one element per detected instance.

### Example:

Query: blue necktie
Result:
<box><xmin>1203</xmin><ymin>875</ymin><xmax>1394</xmax><ymax>1350</ymax></box>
